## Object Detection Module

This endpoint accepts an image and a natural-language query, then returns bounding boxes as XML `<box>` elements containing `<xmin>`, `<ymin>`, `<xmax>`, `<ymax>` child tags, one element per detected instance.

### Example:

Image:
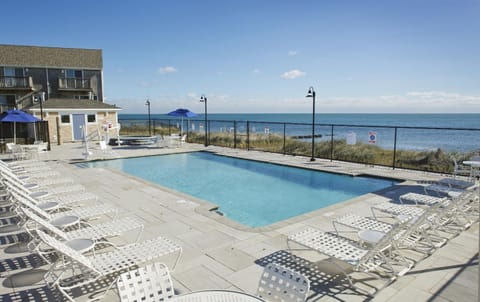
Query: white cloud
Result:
<box><xmin>108</xmin><ymin>91</ymin><xmax>479</xmax><ymax>114</ymax></box>
<box><xmin>288</xmin><ymin>50</ymin><xmax>298</xmax><ymax>56</ymax></box>
<box><xmin>317</xmin><ymin>91</ymin><xmax>480</xmax><ymax>113</ymax></box>
<box><xmin>253</xmin><ymin>68</ymin><xmax>260</xmax><ymax>74</ymax></box>
<box><xmin>281</xmin><ymin>69</ymin><xmax>306</xmax><ymax>79</ymax></box>
<box><xmin>158</xmin><ymin>66</ymin><xmax>177</xmax><ymax>74</ymax></box>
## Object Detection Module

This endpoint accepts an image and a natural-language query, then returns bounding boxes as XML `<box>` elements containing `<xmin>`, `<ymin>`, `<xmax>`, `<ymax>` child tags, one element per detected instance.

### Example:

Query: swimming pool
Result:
<box><xmin>81</xmin><ymin>152</ymin><xmax>398</xmax><ymax>227</ymax></box>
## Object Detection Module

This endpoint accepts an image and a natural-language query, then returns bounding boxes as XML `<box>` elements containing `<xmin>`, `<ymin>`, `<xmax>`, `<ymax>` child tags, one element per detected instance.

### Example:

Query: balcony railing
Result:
<box><xmin>0</xmin><ymin>76</ymin><xmax>33</xmax><ymax>89</ymax></box>
<box><xmin>58</xmin><ymin>78</ymin><xmax>91</xmax><ymax>90</ymax></box>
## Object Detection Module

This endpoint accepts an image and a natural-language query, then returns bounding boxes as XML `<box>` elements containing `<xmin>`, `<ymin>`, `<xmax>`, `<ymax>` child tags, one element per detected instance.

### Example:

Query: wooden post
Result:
<box><xmin>56</xmin><ymin>116</ymin><xmax>62</xmax><ymax>145</ymax></box>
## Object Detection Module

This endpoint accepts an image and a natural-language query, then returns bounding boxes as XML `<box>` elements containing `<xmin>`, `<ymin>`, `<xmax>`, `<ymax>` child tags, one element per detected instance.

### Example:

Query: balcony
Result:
<box><xmin>0</xmin><ymin>76</ymin><xmax>34</xmax><ymax>90</ymax></box>
<box><xmin>58</xmin><ymin>78</ymin><xmax>91</xmax><ymax>91</ymax></box>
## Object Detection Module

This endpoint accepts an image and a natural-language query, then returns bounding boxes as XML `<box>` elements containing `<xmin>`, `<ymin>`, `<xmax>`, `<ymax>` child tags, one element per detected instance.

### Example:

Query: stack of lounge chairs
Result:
<box><xmin>0</xmin><ymin>159</ymin><xmax>182</xmax><ymax>301</ymax></box>
<box><xmin>287</xmin><ymin>178</ymin><xmax>479</xmax><ymax>297</ymax></box>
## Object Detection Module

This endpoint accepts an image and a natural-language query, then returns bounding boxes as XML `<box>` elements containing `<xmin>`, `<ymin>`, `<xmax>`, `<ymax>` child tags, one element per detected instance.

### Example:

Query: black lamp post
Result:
<box><xmin>145</xmin><ymin>99</ymin><xmax>151</xmax><ymax>136</ymax></box>
<box><xmin>306</xmin><ymin>86</ymin><xmax>316</xmax><ymax>161</ymax></box>
<box><xmin>200</xmin><ymin>95</ymin><xmax>208</xmax><ymax>146</ymax></box>
<box><xmin>39</xmin><ymin>92</ymin><xmax>45</xmax><ymax>121</ymax></box>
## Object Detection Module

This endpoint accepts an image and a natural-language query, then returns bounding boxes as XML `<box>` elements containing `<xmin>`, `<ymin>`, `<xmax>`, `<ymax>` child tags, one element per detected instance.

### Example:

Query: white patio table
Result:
<box><xmin>172</xmin><ymin>290</ymin><xmax>266</xmax><ymax>302</ymax></box>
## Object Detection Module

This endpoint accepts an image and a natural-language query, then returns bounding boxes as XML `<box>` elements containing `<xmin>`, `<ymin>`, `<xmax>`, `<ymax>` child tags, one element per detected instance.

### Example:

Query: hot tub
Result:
<box><xmin>109</xmin><ymin>136</ymin><xmax>158</xmax><ymax>146</ymax></box>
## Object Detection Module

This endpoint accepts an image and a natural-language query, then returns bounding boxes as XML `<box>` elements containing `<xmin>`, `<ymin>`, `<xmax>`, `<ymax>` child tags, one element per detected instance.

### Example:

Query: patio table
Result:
<box><xmin>172</xmin><ymin>290</ymin><xmax>266</xmax><ymax>302</ymax></box>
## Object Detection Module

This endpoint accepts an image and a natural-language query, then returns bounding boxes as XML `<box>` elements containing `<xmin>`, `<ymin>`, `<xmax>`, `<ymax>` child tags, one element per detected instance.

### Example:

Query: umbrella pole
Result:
<box><xmin>14</xmin><ymin>121</ymin><xmax>16</xmax><ymax>144</ymax></box>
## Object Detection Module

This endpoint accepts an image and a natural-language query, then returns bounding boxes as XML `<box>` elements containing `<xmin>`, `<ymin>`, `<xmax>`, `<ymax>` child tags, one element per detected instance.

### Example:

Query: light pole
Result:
<box><xmin>200</xmin><ymin>95</ymin><xmax>208</xmax><ymax>146</ymax></box>
<box><xmin>39</xmin><ymin>92</ymin><xmax>45</xmax><ymax>121</ymax></box>
<box><xmin>306</xmin><ymin>87</ymin><xmax>316</xmax><ymax>161</ymax></box>
<box><xmin>145</xmin><ymin>99</ymin><xmax>151</xmax><ymax>136</ymax></box>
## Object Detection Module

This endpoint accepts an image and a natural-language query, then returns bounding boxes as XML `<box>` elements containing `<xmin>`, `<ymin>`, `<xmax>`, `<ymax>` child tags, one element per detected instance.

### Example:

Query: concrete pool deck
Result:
<box><xmin>0</xmin><ymin>142</ymin><xmax>478</xmax><ymax>301</ymax></box>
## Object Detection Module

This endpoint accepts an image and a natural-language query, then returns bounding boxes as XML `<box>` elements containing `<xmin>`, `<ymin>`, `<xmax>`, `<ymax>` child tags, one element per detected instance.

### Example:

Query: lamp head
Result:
<box><xmin>145</xmin><ymin>100</ymin><xmax>150</xmax><ymax>106</ymax></box>
<box><xmin>306</xmin><ymin>86</ymin><xmax>315</xmax><ymax>98</ymax></box>
<box><xmin>200</xmin><ymin>95</ymin><xmax>207</xmax><ymax>103</ymax></box>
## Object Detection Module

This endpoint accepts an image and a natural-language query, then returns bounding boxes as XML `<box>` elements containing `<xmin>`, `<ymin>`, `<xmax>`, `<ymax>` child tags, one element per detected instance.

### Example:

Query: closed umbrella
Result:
<box><xmin>166</xmin><ymin>108</ymin><xmax>197</xmax><ymax>135</ymax></box>
<box><xmin>0</xmin><ymin>109</ymin><xmax>40</xmax><ymax>143</ymax></box>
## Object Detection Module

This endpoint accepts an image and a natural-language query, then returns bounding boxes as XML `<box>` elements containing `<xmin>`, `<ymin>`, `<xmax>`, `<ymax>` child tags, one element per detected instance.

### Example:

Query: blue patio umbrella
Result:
<box><xmin>0</xmin><ymin>109</ymin><xmax>40</xmax><ymax>143</ymax></box>
<box><xmin>166</xmin><ymin>108</ymin><xmax>197</xmax><ymax>134</ymax></box>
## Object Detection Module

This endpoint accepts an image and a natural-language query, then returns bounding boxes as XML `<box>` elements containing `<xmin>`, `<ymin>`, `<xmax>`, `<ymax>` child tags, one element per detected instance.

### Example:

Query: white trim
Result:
<box><xmin>29</xmin><ymin>108</ymin><xmax>121</xmax><ymax>112</ymax></box>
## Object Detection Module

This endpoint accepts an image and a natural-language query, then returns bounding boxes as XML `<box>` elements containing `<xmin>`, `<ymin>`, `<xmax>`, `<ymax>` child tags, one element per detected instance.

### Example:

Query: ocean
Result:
<box><xmin>119</xmin><ymin>113</ymin><xmax>480</xmax><ymax>152</ymax></box>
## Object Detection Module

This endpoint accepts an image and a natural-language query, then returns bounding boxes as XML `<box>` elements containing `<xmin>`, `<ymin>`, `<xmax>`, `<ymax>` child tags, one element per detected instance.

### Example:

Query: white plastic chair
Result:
<box><xmin>7</xmin><ymin>143</ymin><xmax>26</xmax><ymax>160</ymax></box>
<box><xmin>5</xmin><ymin>142</ymin><xmax>15</xmax><ymax>159</ymax></box>
<box><xmin>257</xmin><ymin>263</ymin><xmax>310</xmax><ymax>302</ymax></box>
<box><xmin>117</xmin><ymin>262</ymin><xmax>175</xmax><ymax>302</ymax></box>
<box><xmin>452</xmin><ymin>158</ymin><xmax>470</xmax><ymax>178</ymax></box>
<box><xmin>99</xmin><ymin>140</ymin><xmax>117</xmax><ymax>157</ymax></box>
<box><xmin>36</xmin><ymin>142</ymin><xmax>50</xmax><ymax>160</ymax></box>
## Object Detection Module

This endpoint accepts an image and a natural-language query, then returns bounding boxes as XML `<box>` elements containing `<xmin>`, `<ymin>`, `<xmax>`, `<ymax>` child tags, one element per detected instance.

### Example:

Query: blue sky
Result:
<box><xmin>2</xmin><ymin>0</ymin><xmax>479</xmax><ymax>113</ymax></box>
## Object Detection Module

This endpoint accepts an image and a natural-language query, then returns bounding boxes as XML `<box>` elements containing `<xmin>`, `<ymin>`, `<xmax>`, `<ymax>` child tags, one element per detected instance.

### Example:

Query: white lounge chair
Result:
<box><xmin>38</xmin><ymin>230</ymin><xmax>182</xmax><ymax>302</ymax></box>
<box><xmin>117</xmin><ymin>262</ymin><xmax>175</xmax><ymax>302</ymax></box>
<box><xmin>1</xmin><ymin>191</ymin><xmax>118</xmax><ymax>242</ymax></box>
<box><xmin>3</xmin><ymin>175</ymin><xmax>84</xmax><ymax>200</ymax></box>
<box><xmin>287</xmin><ymin>223</ymin><xmax>411</xmax><ymax>296</ymax></box>
<box><xmin>334</xmin><ymin>206</ymin><xmax>447</xmax><ymax>256</ymax></box>
<box><xmin>0</xmin><ymin>160</ymin><xmax>61</xmax><ymax>181</ymax></box>
<box><xmin>399</xmin><ymin>192</ymin><xmax>446</xmax><ymax>206</ymax></box>
<box><xmin>0</xmin><ymin>166</ymin><xmax>73</xmax><ymax>188</ymax></box>
<box><xmin>23</xmin><ymin>208</ymin><xmax>144</xmax><ymax>259</ymax></box>
<box><xmin>256</xmin><ymin>262</ymin><xmax>310</xmax><ymax>302</ymax></box>
<box><xmin>372</xmin><ymin>189</ymin><xmax>478</xmax><ymax>235</ymax></box>
<box><xmin>11</xmin><ymin>190</ymin><xmax>117</xmax><ymax>222</ymax></box>
<box><xmin>5</xmin><ymin>181</ymin><xmax>95</xmax><ymax>212</ymax></box>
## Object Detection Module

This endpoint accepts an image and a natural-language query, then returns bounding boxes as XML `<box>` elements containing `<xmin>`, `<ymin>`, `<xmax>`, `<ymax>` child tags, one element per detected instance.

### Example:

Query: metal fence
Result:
<box><xmin>0</xmin><ymin>120</ymin><xmax>51</xmax><ymax>151</ymax></box>
<box><xmin>119</xmin><ymin>117</ymin><xmax>480</xmax><ymax>174</ymax></box>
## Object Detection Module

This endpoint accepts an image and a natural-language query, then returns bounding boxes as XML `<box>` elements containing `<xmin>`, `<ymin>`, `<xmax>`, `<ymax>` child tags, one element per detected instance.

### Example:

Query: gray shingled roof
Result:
<box><xmin>0</xmin><ymin>44</ymin><xmax>102</xmax><ymax>69</ymax></box>
<box><xmin>28</xmin><ymin>98</ymin><xmax>121</xmax><ymax>110</ymax></box>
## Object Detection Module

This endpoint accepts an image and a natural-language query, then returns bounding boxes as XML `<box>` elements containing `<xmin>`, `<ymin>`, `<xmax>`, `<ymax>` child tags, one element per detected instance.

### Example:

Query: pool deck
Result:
<box><xmin>0</xmin><ymin>142</ymin><xmax>478</xmax><ymax>301</ymax></box>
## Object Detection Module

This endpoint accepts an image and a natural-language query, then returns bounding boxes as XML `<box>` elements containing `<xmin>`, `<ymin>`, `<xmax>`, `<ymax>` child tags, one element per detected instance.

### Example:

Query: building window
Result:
<box><xmin>87</xmin><ymin>114</ymin><xmax>96</xmax><ymax>123</ymax></box>
<box><xmin>66</xmin><ymin>69</ymin><xmax>83</xmax><ymax>78</ymax></box>
<box><xmin>61</xmin><ymin>115</ymin><xmax>70</xmax><ymax>123</ymax></box>
<box><xmin>3</xmin><ymin>67</ymin><xmax>24</xmax><ymax>77</ymax></box>
<box><xmin>0</xmin><ymin>94</ymin><xmax>15</xmax><ymax>105</ymax></box>
<box><xmin>74</xmin><ymin>95</ymin><xmax>91</xmax><ymax>100</ymax></box>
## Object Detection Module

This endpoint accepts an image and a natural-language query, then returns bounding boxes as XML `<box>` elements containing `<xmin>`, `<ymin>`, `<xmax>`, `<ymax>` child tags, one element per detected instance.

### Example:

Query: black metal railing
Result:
<box><xmin>118</xmin><ymin>117</ymin><xmax>480</xmax><ymax>174</ymax></box>
<box><xmin>0</xmin><ymin>120</ymin><xmax>50</xmax><ymax>151</ymax></box>
<box><xmin>0</xmin><ymin>76</ymin><xmax>32</xmax><ymax>89</ymax></box>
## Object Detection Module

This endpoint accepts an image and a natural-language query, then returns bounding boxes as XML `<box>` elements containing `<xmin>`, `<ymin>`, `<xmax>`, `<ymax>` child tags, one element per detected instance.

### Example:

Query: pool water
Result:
<box><xmin>81</xmin><ymin>152</ymin><xmax>398</xmax><ymax>227</ymax></box>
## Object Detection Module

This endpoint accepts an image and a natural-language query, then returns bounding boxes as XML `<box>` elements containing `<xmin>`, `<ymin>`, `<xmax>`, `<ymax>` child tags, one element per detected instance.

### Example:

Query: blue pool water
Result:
<box><xmin>82</xmin><ymin>152</ymin><xmax>398</xmax><ymax>227</ymax></box>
